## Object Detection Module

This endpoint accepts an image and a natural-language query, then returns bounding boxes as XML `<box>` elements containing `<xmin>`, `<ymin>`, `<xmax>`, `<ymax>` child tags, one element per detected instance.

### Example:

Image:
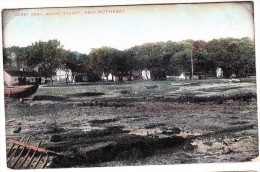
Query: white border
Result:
<box><xmin>0</xmin><ymin>1</ymin><xmax>259</xmax><ymax>172</ymax></box>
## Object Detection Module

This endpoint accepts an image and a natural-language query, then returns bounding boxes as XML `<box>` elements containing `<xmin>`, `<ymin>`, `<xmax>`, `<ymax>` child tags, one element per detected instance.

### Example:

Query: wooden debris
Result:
<box><xmin>6</xmin><ymin>135</ymin><xmax>62</xmax><ymax>169</ymax></box>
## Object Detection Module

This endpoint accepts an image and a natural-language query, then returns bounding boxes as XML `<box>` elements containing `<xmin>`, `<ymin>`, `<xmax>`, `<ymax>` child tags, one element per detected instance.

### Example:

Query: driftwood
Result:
<box><xmin>6</xmin><ymin>135</ymin><xmax>62</xmax><ymax>169</ymax></box>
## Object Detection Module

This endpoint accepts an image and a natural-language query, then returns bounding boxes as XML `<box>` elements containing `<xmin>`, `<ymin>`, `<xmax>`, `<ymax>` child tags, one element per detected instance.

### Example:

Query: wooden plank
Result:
<box><xmin>25</xmin><ymin>142</ymin><xmax>41</xmax><ymax>169</ymax></box>
<box><xmin>6</xmin><ymin>144</ymin><xmax>15</xmax><ymax>156</ymax></box>
<box><xmin>9</xmin><ymin>139</ymin><xmax>62</xmax><ymax>156</ymax></box>
<box><xmin>41</xmin><ymin>155</ymin><xmax>49</xmax><ymax>169</ymax></box>
<box><xmin>7</xmin><ymin>136</ymin><xmax>26</xmax><ymax>163</ymax></box>
<box><xmin>11</xmin><ymin>136</ymin><xmax>31</xmax><ymax>168</ymax></box>
<box><xmin>33</xmin><ymin>154</ymin><xmax>42</xmax><ymax>169</ymax></box>
<box><xmin>18</xmin><ymin>149</ymin><xmax>32</xmax><ymax>169</ymax></box>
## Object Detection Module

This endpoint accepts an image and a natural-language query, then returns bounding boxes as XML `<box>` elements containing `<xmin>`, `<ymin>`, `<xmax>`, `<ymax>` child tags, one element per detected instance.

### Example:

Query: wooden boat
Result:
<box><xmin>4</xmin><ymin>85</ymin><xmax>39</xmax><ymax>98</ymax></box>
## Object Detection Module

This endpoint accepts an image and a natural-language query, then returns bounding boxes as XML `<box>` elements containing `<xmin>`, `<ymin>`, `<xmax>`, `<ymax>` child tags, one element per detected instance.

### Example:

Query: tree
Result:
<box><xmin>25</xmin><ymin>40</ymin><xmax>65</xmax><ymax>84</ymax></box>
<box><xmin>108</xmin><ymin>49</ymin><xmax>127</xmax><ymax>81</ymax></box>
<box><xmin>234</xmin><ymin>37</ymin><xmax>255</xmax><ymax>77</ymax></box>
<box><xmin>88</xmin><ymin>46</ymin><xmax>113</xmax><ymax>76</ymax></box>
<box><xmin>3</xmin><ymin>46</ymin><xmax>30</xmax><ymax>69</ymax></box>
<box><xmin>206</xmin><ymin>37</ymin><xmax>255</xmax><ymax>78</ymax></box>
<box><xmin>3</xmin><ymin>48</ymin><xmax>11</xmax><ymax>65</ymax></box>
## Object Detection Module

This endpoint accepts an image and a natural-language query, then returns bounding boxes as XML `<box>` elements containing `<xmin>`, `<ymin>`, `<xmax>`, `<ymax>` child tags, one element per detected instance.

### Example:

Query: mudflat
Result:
<box><xmin>5</xmin><ymin>79</ymin><xmax>258</xmax><ymax>168</ymax></box>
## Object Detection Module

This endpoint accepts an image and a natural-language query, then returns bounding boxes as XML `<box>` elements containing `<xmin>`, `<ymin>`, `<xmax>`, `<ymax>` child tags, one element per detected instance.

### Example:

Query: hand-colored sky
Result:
<box><xmin>2</xmin><ymin>2</ymin><xmax>254</xmax><ymax>54</ymax></box>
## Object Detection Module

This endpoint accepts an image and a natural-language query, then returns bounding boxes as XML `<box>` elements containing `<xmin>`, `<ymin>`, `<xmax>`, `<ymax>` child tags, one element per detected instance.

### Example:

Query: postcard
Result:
<box><xmin>1</xmin><ymin>0</ymin><xmax>259</xmax><ymax>171</ymax></box>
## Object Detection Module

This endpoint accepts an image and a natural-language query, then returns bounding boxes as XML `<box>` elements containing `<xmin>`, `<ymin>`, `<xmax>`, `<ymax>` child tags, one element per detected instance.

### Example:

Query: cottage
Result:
<box><xmin>56</xmin><ymin>66</ymin><xmax>73</xmax><ymax>82</ymax></box>
<box><xmin>141</xmin><ymin>69</ymin><xmax>151</xmax><ymax>80</ymax></box>
<box><xmin>216</xmin><ymin>67</ymin><xmax>223</xmax><ymax>78</ymax></box>
<box><xmin>4</xmin><ymin>69</ymin><xmax>44</xmax><ymax>86</ymax></box>
<box><xmin>101</xmin><ymin>72</ymin><xmax>107</xmax><ymax>81</ymax></box>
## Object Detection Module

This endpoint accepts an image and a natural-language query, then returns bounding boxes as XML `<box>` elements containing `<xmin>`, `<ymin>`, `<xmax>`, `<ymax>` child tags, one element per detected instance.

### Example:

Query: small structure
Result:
<box><xmin>107</xmin><ymin>73</ymin><xmax>114</xmax><ymax>81</ymax></box>
<box><xmin>4</xmin><ymin>69</ymin><xmax>43</xmax><ymax>86</ymax></box>
<box><xmin>107</xmin><ymin>72</ymin><xmax>135</xmax><ymax>82</ymax></box>
<box><xmin>141</xmin><ymin>69</ymin><xmax>151</xmax><ymax>80</ymax></box>
<box><xmin>216</xmin><ymin>67</ymin><xmax>223</xmax><ymax>78</ymax></box>
<box><xmin>101</xmin><ymin>72</ymin><xmax>107</xmax><ymax>81</ymax></box>
<box><xmin>178</xmin><ymin>73</ymin><xmax>186</xmax><ymax>80</ymax></box>
<box><xmin>56</xmin><ymin>65</ymin><xmax>73</xmax><ymax>82</ymax></box>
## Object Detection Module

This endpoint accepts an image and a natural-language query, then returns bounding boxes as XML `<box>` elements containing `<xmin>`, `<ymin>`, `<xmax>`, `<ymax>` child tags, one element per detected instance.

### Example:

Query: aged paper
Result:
<box><xmin>1</xmin><ymin>0</ymin><xmax>259</xmax><ymax>172</ymax></box>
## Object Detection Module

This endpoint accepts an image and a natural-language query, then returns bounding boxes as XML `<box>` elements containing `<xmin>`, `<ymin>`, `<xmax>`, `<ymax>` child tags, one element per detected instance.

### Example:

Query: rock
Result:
<box><xmin>13</xmin><ymin>126</ymin><xmax>21</xmax><ymax>133</ymax></box>
<box><xmin>49</xmin><ymin>135</ymin><xmax>62</xmax><ymax>142</ymax></box>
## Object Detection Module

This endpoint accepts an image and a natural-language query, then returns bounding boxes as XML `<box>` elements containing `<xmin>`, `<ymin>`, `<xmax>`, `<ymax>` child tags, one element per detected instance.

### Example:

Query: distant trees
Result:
<box><xmin>126</xmin><ymin>38</ymin><xmax>255</xmax><ymax>78</ymax></box>
<box><xmin>206</xmin><ymin>37</ymin><xmax>255</xmax><ymax>78</ymax></box>
<box><xmin>88</xmin><ymin>47</ymin><xmax>136</xmax><ymax>81</ymax></box>
<box><xmin>3</xmin><ymin>37</ymin><xmax>256</xmax><ymax>82</ymax></box>
<box><xmin>3</xmin><ymin>48</ymin><xmax>11</xmax><ymax>65</ymax></box>
<box><xmin>3</xmin><ymin>40</ymin><xmax>90</xmax><ymax>84</ymax></box>
<box><xmin>29</xmin><ymin>40</ymin><xmax>65</xmax><ymax>84</ymax></box>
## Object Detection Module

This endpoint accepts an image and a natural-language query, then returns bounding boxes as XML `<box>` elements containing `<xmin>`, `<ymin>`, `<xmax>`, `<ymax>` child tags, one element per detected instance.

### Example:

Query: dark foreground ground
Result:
<box><xmin>5</xmin><ymin>79</ymin><xmax>259</xmax><ymax>168</ymax></box>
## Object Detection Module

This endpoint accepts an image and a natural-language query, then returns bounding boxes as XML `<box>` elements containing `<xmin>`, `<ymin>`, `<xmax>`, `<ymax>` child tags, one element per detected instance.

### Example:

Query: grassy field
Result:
<box><xmin>37</xmin><ymin>80</ymin><xmax>180</xmax><ymax>97</ymax></box>
<box><xmin>35</xmin><ymin>78</ymin><xmax>256</xmax><ymax>103</ymax></box>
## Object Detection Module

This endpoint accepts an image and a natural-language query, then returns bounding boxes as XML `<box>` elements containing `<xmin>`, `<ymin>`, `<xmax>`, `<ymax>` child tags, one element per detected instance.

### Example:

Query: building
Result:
<box><xmin>216</xmin><ymin>67</ymin><xmax>223</xmax><ymax>78</ymax></box>
<box><xmin>4</xmin><ymin>69</ymin><xmax>44</xmax><ymax>86</ymax></box>
<box><xmin>141</xmin><ymin>69</ymin><xmax>151</xmax><ymax>80</ymax></box>
<box><xmin>179</xmin><ymin>73</ymin><xmax>186</xmax><ymax>80</ymax></box>
<box><xmin>56</xmin><ymin>66</ymin><xmax>73</xmax><ymax>82</ymax></box>
<box><xmin>56</xmin><ymin>62</ymin><xmax>101</xmax><ymax>83</ymax></box>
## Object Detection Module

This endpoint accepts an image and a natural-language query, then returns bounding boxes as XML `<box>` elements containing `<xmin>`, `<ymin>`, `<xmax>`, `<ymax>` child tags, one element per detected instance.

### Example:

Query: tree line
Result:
<box><xmin>3</xmin><ymin>37</ymin><xmax>256</xmax><ymax>82</ymax></box>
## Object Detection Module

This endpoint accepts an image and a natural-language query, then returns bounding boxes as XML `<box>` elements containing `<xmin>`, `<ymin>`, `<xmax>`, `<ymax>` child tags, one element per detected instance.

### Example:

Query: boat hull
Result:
<box><xmin>4</xmin><ymin>85</ymin><xmax>39</xmax><ymax>98</ymax></box>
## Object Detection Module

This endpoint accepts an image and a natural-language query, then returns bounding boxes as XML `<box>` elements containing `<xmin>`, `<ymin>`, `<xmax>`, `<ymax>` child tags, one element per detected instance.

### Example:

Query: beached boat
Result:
<box><xmin>4</xmin><ymin>85</ymin><xmax>39</xmax><ymax>98</ymax></box>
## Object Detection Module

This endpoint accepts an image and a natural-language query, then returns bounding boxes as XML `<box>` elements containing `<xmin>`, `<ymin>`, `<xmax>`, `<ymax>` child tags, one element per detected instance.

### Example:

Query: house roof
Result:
<box><xmin>4</xmin><ymin>70</ymin><xmax>40</xmax><ymax>77</ymax></box>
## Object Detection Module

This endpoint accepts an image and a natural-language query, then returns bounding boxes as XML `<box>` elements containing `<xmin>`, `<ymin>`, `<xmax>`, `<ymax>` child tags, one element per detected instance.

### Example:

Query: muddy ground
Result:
<box><xmin>4</xmin><ymin>79</ymin><xmax>259</xmax><ymax>168</ymax></box>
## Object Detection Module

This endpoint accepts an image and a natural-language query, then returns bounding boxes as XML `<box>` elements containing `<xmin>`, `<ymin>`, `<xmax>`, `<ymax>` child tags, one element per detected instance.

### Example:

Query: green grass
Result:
<box><xmin>36</xmin><ymin>81</ymin><xmax>180</xmax><ymax>98</ymax></box>
<box><xmin>35</xmin><ymin>78</ymin><xmax>256</xmax><ymax>99</ymax></box>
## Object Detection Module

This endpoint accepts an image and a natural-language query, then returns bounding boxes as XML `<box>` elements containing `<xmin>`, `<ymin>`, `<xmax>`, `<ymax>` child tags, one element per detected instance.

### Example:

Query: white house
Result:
<box><xmin>101</xmin><ymin>72</ymin><xmax>106</xmax><ymax>81</ymax></box>
<box><xmin>56</xmin><ymin>66</ymin><xmax>73</xmax><ymax>82</ymax></box>
<box><xmin>107</xmin><ymin>73</ymin><xmax>120</xmax><ymax>82</ymax></box>
<box><xmin>216</xmin><ymin>67</ymin><xmax>223</xmax><ymax>78</ymax></box>
<box><xmin>141</xmin><ymin>69</ymin><xmax>151</xmax><ymax>80</ymax></box>
<box><xmin>178</xmin><ymin>72</ymin><xmax>186</xmax><ymax>80</ymax></box>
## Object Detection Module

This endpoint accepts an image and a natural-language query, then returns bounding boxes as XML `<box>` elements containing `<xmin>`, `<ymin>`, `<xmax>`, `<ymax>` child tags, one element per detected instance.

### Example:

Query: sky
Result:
<box><xmin>2</xmin><ymin>2</ymin><xmax>254</xmax><ymax>54</ymax></box>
